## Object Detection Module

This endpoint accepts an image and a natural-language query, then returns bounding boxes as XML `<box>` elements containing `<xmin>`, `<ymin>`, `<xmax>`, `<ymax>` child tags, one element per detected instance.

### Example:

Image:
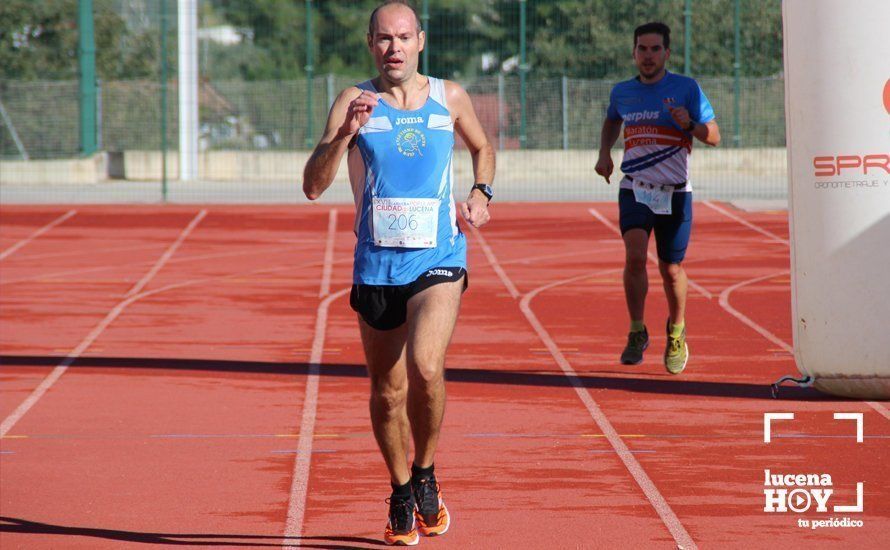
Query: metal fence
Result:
<box><xmin>0</xmin><ymin>0</ymin><xmax>787</xmax><ymax>202</ymax></box>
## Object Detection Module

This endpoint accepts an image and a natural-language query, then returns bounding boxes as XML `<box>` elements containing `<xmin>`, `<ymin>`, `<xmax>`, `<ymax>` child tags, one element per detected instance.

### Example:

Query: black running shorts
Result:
<box><xmin>350</xmin><ymin>267</ymin><xmax>468</xmax><ymax>331</ymax></box>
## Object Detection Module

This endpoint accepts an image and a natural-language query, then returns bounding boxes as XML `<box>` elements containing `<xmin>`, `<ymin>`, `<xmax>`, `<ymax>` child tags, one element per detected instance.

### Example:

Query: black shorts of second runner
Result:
<box><xmin>618</xmin><ymin>188</ymin><xmax>693</xmax><ymax>264</ymax></box>
<box><xmin>350</xmin><ymin>267</ymin><xmax>468</xmax><ymax>331</ymax></box>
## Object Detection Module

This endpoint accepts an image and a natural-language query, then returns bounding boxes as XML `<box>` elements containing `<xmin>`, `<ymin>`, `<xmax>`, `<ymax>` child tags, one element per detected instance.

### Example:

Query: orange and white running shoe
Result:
<box><xmin>412</xmin><ymin>476</ymin><xmax>450</xmax><ymax>536</ymax></box>
<box><xmin>383</xmin><ymin>495</ymin><xmax>419</xmax><ymax>546</ymax></box>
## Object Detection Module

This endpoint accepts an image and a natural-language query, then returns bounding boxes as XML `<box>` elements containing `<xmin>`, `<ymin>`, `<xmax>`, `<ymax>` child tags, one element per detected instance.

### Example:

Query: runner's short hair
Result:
<box><xmin>369</xmin><ymin>1</ymin><xmax>423</xmax><ymax>36</ymax></box>
<box><xmin>634</xmin><ymin>22</ymin><xmax>671</xmax><ymax>49</ymax></box>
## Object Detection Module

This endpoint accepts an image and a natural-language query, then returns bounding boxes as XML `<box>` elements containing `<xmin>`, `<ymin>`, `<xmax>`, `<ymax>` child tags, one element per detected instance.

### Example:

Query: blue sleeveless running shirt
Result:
<box><xmin>348</xmin><ymin>77</ymin><xmax>466</xmax><ymax>285</ymax></box>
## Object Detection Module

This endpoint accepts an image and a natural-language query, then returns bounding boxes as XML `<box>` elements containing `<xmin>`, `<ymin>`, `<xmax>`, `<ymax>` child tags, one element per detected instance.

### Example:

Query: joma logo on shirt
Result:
<box><xmin>624</xmin><ymin>110</ymin><xmax>661</xmax><ymax>123</ymax></box>
<box><xmin>396</xmin><ymin>116</ymin><xmax>424</xmax><ymax>125</ymax></box>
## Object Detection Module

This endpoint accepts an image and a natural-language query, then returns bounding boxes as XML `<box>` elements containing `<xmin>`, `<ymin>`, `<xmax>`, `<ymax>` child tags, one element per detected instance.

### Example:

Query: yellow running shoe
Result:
<box><xmin>664</xmin><ymin>319</ymin><xmax>688</xmax><ymax>374</ymax></box>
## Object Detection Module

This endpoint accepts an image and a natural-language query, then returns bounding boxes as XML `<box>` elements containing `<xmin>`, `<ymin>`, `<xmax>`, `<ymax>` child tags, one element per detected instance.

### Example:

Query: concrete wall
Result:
<box><xmin>122</xmin><ymin>151</ymin><xmax>179</xmax><ymax>181</ymax></box>
<box><xmin>129</xmin><ymin>148</ymin><xmax>790</xmax><ymax>184</ymax></box>
<box><xmin>1</xmin><ymin>148</ymin><xmax>787</xmax><ymax>187</ymax></box>
<box><xmin>0</xmin><ymin>153</ymin><xmax>108</xmax><ymax>185</ymax></box>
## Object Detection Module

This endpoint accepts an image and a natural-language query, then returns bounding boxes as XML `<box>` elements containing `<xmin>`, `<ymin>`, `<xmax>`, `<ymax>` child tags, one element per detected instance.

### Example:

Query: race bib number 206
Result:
<box><xmin>372</xmin><ymin>197</ymin><xmax>439</xmax><ymax>248</ymax></box>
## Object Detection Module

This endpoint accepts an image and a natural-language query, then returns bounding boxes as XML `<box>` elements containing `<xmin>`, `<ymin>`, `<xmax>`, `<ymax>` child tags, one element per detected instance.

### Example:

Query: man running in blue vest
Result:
<box><xmin>303</xmin><ymin>1</ymin><xmax>494</xmax><ymax>545</ymax></box>
<box><xmin>595</xmin><ymin>22</ymin><xmax>720</xmax><ymax>374</ymax></box>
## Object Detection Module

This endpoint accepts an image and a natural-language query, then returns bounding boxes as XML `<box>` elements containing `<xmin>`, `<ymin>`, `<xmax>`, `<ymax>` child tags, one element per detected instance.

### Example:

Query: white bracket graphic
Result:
<box><xmin>764</xmin><ymin>412</ymin><xmax>794</xmax><ymax>443</ymax></box>
<box><xmin>834</xmin><ymin>482</ymin><xmax>864</xmax><ymax>512</ymax></box>
<box><xmin>833</xmin><ymin>412</ymin><xmax>864</xmax><ymax>443</ymax></box>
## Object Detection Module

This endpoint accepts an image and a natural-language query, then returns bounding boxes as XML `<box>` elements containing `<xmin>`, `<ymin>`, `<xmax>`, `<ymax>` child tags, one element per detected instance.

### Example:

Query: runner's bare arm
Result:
<box><xmin>446</xmin><ymin>81</ymin><xmax>494</xmax><ymax>228</ymax></box>
<box><xmin>669</xmin><ymin>106</ymin><xmax>721</xmax><ymax>147</ymax></box>
<box><xmin>695</xmin><ymin>120</ymin><xmax>721</xmax><ymax>146</ymax></box>
<box><xmin>303</xmin><ymin>88</ymin><xmax>378</xmax><ymax>200</ymax></box>
<box><xmin>596</xmin><ymin>118</ymin><xmax>623</xmax><ymax>183</ymax></box>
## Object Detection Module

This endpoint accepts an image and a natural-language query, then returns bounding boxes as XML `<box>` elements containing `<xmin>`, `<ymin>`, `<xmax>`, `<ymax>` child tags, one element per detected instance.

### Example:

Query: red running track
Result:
<box><xmin>1</xmin><ymin>203</ymin><xmax>887</xmax><ymax>549</ymax></box>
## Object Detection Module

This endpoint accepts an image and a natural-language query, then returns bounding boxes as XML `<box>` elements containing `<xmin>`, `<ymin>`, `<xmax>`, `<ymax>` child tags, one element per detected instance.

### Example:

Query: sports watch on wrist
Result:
<box><xmin>471</xmin><ymin>183</ymin><xmax>493</xmax><ymax>203</ymax></box>
<box><xmin>685</xmin><ymin>120</ymin><xmax>697</xmax><ymax>132</ymax></box>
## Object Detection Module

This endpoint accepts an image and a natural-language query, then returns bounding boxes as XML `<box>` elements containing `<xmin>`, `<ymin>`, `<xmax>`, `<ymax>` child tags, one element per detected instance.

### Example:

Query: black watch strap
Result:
<box><xmin>685</xmin><ymin>120</ymin><xmax>697</xmax><ymax>132</ymax></box>
<box><xmin>472</xmin><ymin>183</ymin><xmax>493</xmax><ymax>202</ymax></box>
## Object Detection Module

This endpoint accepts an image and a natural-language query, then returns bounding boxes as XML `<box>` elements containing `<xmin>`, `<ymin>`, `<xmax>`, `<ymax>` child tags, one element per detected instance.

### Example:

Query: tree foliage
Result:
<box><xmin>1</xmin><ymin>0</ymin><xmax>783</xmax><ymax>81</ymax></box>
<box><xmin>0</xmin><ymin>0</ymin><xmax>164</xmax><ymax>80</ymax></box>
<box><xmin>209</xmin><ymin>0</ymin><xmax>783</xmax><ymax>79</ymax></box>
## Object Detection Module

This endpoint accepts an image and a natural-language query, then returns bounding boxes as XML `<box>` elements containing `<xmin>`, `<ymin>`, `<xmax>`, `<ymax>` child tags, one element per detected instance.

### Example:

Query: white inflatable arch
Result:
<box><xmin>783</xmin><ymin>0</ymin><xmax>890</xmax><ymax>398</ymax></box>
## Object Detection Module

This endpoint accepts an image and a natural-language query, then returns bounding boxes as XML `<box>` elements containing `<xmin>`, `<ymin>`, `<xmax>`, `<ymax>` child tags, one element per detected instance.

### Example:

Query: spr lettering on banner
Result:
<box><xmin>812</xmin><ymin>154</ymin><xmax>890</xmax><ymax>177</ymax></box>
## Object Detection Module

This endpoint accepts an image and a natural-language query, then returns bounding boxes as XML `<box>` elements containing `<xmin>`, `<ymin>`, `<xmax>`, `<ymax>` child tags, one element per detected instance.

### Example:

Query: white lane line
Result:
<box><xmin>2</xmin><ymin>256</ymin><xmax>348</xmax><ymax>433</ymax></box>
<box><xmin>500</xmin><ymin>249</ymin><xmax>605</xmax><ymax>266</ymax></box>
<box><xmin>84</xmin><ymin>257</ymin><xmax>351</xmax><ymax>310</ymax></box>
<box><xmin>0</xmin><ymin>210</ymin><xmax>207</xmax><ymax>438</ymax></box>
<box><xmin>867</xmin><ymin>402</ymin><xmax>890</xmax><ymax>420</ymax></box>
<box><xmin>125</xmin><ymin>210</ymin><xmax>206</xmax><ymax>298</ymax></box>
<box><xmin>705</xmin><ymin>203</ymin><xmax>889</xmax><ymax>416</ymax></box>
<box><xmin>468</xmin><ymin>225</ymin><xmax>697</xmax><ymax>549</ymax></box>
<box><xmin>588</xmin><ymin>207</ymin><xmax>713</xmax><ymax>300</ymax></box>
<box><xmin>11</xmin><ymin>238</ymin><xmax>317</xmax><ymax>263</ymax></box>
<box><xmin>718</xmin><ymin>270</ymin><xmax>793</xmax><ymax>354</ymax></box>
<box><xmin>701</xmin><ymin>201</ymin><xmax>789</xmax><ymax>245</ymax></box>
<box><xmin>520</xmin><ymin>283</ymin><xmax>697</xmax><ymax>550</ymax></box>
<box><xmin>318</xmin><ymin>209</ymin><xmax>338</xmax><ymax>298</ymax></box>
<box><xmin>284</xmin><ymin>205</ymin><xmax>344</xmax><ymax>547</ymax></box>
<box><xmin>284</xmin><ymin>287</ymin><xmax>349</xmax><ymax>547</ymax></box>
<box><xmin>3</xmin><ymin>242</ymin><xmax>165</xmax><ymax>263</ymax></box>
<box><xmin>0</xmin><ymin>242</ymin><xmax>308</xmax><ymax>287</ymax></box>
<box><xmin>465</xmin><ymin>222</ymin><xmax>520</xmax><ymax>299</ymax></box>
<box><xmin>0</xmin><ymin>210</ymin><xmax>77</xmax><ymax>261</ymax></box>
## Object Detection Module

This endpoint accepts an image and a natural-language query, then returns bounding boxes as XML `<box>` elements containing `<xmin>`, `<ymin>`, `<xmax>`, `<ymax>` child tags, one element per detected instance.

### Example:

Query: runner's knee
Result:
<box><xmin>625</xmin><ymin>252</ymin><xmax>648</xmax><ymax>272</ymax></box>
<box><xmin>659</xmin><ymin>261</ymin><xmax>684</xmax><ymax>281</ymax></box>
<box><xmin>407</xmin><ymin>358</ymin><xmax>445</xmax><ymax>388</ymax></box>
<box><xmin>370</xmin><ymin>378</ymin><xmax>408</xmax><ymax>412</ymax></box>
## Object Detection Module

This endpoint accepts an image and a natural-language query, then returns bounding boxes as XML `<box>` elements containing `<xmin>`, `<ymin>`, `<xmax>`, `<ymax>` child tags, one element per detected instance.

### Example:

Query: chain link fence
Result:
<box><xmin>1</xmin><ymin>0</ymin><xmax>787</xmax><ymax>202</ymax></box>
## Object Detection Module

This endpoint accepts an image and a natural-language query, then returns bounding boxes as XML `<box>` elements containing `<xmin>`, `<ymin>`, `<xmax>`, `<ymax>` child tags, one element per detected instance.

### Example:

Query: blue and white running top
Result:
<box><xmin>348</xmin><ymin>77</ymin><xmax>466</xmax><ymax>285</ymax></box>
<box><xmin>606</xmin><ymin>71</ymin><xmax>715</xmax><ymax>191</ymax></box>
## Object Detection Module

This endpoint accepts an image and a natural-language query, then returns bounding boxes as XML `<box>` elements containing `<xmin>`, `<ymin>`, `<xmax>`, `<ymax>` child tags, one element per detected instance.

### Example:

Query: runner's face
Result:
<box><xmin>633</xmin><ymin>33</ymin><xmax>669</xmax><ymax>79</ymax></box>
<box><xmin>368</xmin><ymin>6</ymin><xmax>425</xmax><ymax>83</ymax></box>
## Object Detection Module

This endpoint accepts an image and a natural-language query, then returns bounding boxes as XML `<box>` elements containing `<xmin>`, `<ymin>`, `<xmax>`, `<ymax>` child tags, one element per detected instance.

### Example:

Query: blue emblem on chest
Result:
<box><xmin>396</xmin><ymin>126</ymin><xmax>427</xmax><ymax>157</ymax></box>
